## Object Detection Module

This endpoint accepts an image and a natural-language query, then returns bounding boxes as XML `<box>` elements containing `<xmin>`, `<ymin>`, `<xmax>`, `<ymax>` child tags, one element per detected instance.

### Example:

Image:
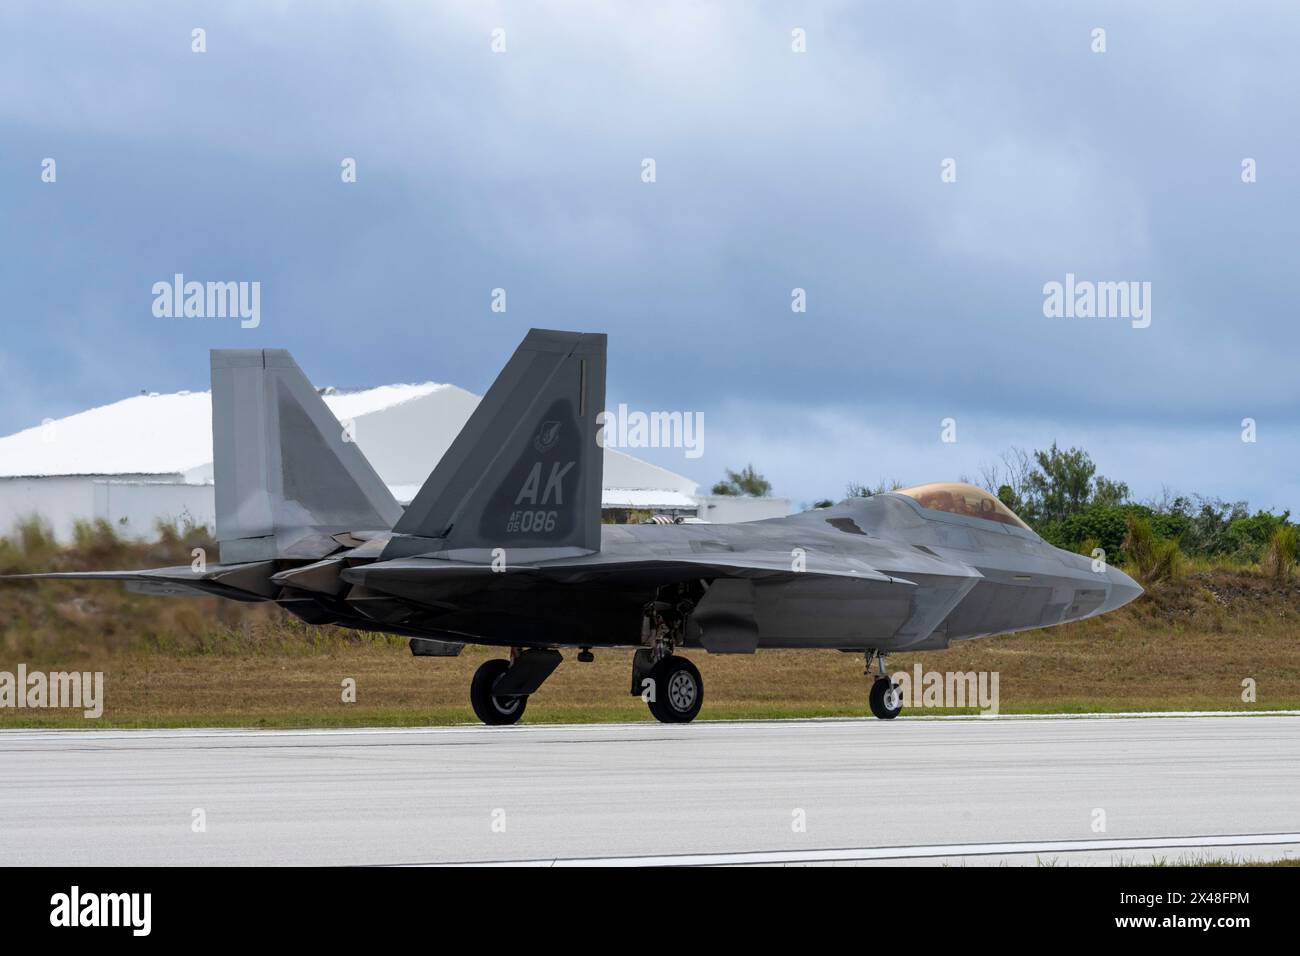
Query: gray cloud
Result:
<box><xmin>0</xmin><ymin>1</ymin><xmax>1295</xmax><ymax>510</ymax></box>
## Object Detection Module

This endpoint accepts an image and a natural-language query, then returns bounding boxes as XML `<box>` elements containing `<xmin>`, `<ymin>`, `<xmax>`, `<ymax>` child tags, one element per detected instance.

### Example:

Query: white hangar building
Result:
<box><xmin>0</xmin><ymin>383</ymin><xmax>789</xmax><ymax>541</ymax></box>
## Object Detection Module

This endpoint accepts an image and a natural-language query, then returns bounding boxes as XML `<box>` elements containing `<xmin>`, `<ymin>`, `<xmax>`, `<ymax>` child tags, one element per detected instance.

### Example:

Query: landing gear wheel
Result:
<box><xmin>470</xmin><ymin>658</ymin><xmax>528</xmax><ymax>726</ymax></box>
<box><xmin>869</xmin><ymin>677</ymin><xmax>903</xmax><ymax>720</ymax></box>
<box><xmin>646</xmin><ymin>656</ymin><xmax>703</xmax><ymax>724</ymax></box>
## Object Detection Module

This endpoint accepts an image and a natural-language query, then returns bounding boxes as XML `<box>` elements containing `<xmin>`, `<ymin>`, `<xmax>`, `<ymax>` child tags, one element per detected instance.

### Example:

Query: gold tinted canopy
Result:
<box><xmin>895</xmin><ymin>482</ymin><xmax>1032</xmax><ymax>532</ymax></box>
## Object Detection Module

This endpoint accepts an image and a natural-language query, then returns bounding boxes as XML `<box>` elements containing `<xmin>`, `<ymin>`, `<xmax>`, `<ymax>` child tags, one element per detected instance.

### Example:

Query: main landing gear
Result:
<box><xmin>865</xmin><ymin>649</ymin><xmax>903</xmax><ymax>720</ymax></box>
<box><xmin>633</xmin><ymin>587</ymin><xmax>704</xmax><ymax>724</ymax></box>
<box><xmin>469</xmin><ymin>658</ymin><xmax>526</xmax><ymax>725</ymax></box>
<box><xmin>469</xmin><ymin>648</ymin><xmax>562</xmax><ymax>726</ymax></box>
<box><xmin>472</xmin><ymin>586</ymin><xmax>708</xmax><ymax>727</ymax></box>
<box><xmin>635</xmin><ymin>652</ymin><xmax>703</xmax><ymax>723</ymax></box>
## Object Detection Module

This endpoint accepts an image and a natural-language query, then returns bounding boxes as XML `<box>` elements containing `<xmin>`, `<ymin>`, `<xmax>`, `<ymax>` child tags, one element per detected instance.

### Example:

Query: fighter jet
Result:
<box><xmin>6</xmin><ymin>330</ymin><xmax>1143</xmax><ymax>724</ymax></box>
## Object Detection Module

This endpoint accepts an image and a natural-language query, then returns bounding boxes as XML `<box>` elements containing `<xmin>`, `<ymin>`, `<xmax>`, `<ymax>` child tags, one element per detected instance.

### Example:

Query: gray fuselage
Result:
<box><xmin>356</xmin><ymin>493</ymin><xmax>1142</xmax><ymax>653</ymax></box>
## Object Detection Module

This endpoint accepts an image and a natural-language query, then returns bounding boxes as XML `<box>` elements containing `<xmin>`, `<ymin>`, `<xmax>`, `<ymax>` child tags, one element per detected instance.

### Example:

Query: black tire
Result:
<box><xmin>470</xmin><ymin>659</ymin><xmax>528</xmax><ymax>726</ymax></box>
<box><xmin>646</xmin><ymin>656</ymin><xmax>704</xmax><ymax>723</ymax></box>
<box><xmin>869</xmin><ymin>677</ymin><xmax>902</xmax><ymax>720</ymax></box>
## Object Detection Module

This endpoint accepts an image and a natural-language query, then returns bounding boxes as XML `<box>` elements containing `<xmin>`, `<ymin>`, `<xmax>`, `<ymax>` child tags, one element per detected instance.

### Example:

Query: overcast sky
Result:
<box><xmin>1</xmin><ymin>2</ymin><xmax>1296</xmax><ymax>512</ymax></box>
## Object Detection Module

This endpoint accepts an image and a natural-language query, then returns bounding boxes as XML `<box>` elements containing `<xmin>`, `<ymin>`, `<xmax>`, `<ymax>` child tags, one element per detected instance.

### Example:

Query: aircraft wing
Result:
<box><xmin>343</xmin><ymin>551</ymin><xmax>913</xmax><ymax>589</ymax></box>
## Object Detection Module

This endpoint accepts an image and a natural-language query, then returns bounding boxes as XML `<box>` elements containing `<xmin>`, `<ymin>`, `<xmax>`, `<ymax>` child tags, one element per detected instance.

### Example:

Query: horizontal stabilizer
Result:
<box><xmin>0</xmin><ymin>561</ymin><xmax>279</xmax><ymax>602</ymax></box>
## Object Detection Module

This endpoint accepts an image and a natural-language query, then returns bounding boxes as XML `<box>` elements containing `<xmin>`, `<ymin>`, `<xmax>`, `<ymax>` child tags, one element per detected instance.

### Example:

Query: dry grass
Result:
<box><xmin>1265</xmin><ymin>525</ymin><xmax>1298</xmax><ymax>582</ymax></box>
<box><xmin>3</xmin><ymin>530</ymin><xmax>1299</xmax><ymax>727</ymax></box>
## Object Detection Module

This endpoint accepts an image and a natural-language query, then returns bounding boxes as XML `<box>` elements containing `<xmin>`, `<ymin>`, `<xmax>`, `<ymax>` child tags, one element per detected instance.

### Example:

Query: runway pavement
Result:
<box><xmin>1</xmin><ymin>714</ymin><xmax>1297</xmax><ymax>866</ymax></box>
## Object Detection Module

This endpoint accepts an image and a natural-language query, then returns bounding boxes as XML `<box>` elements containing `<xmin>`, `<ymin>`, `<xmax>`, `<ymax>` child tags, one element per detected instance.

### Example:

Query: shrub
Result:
<box><xmin>151</xmin><ymin>517</ymin><xmax>216</xmax><ymax>563</ymax></box>
<box><xmin>1123</xmin><ymin>513</ymin><xmax>1182</xmax><ymax>587</ymax></box>
<box><xmin>72</xmin><ymin>518</ymin><xmax>123</xmax><ymax>563</ymax></box>
<box><xmin>1264</xmin><ymin>526</ymin><xmax>1298</xmax><ymax>583</ymax></box>
<box><xmin>1228</xmin><ymin>510</ymin><xmax>1292</xmax><ymax>563</ymax></box>
<box><xmin>16</xmin><ymin>515</ymin><xmax>56</xmax><ymax>557</ymax></box>
<box><xmin>0</xmin><ymin>516</ymin><xmax>59</xmax><ymax>573</ymax></box>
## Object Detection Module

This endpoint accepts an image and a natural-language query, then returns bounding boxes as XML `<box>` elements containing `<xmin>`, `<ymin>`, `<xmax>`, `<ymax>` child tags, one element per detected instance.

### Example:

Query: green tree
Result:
<box><xmin>711</xmin><ymin>464</ymin><xmax>772</xmax><ymax>497</ymax></box>
<box><xmin>1092</xmin><ymin>475</ymin><xmax>1130</xmax><ymax>508</ymax></box>
<box><xmin>996</xmin><ymin>484</ymin><xmax>1023</xmax><ymax>515</ymax></box>
<box><xmin>980</xmin><ymin>441</ymin><xmax>1295</xmax><ymax>565</ymax></box>
<box><xmin>846</xmin><ymin>479</ymin><xmax>902</xmax><ymax>498</ymax></box>
<box><xmin>1023</xmin><ymin>443</ymin><xmax>1096</xmax><ymax>523</ymax></box>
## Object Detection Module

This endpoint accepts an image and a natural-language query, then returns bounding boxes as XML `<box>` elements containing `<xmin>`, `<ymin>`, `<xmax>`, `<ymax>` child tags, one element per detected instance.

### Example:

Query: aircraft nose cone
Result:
<box><xmin>1100</xmin><ymin>566</ymin><xmax>1144</xmax><ymax>614</ymax></box>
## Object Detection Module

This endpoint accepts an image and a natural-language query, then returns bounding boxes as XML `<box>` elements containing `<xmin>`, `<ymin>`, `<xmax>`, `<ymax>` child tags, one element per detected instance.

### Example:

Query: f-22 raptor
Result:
<box><xmin>9</xmin><ymin>330</ymin><xmax>1142</xmax><ymax>724</ymax></box>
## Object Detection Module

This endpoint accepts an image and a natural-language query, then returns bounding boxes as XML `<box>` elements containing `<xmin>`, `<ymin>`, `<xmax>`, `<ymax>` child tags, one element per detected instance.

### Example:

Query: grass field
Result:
<box><xmin>3</xmin><ymin>537</ymin><xmax>1299</xmax><ymax>728</ymax></box>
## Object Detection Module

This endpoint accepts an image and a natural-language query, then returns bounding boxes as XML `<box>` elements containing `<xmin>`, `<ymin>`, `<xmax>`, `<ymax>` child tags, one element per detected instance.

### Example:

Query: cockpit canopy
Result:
<box><xmin>895</xmin><ymin>482</ymin><xmax>1033</xmax><ymax>532</ymax></box>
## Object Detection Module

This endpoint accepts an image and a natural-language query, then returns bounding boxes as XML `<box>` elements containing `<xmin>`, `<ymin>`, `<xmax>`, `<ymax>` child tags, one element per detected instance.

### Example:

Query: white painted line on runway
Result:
<box><xmin>913</xmin><ymin>710</ymin><xmax>1300</xmax><ymax>721</ymax></box>
<box><xmin>0</xmin><ymin>709</ymin><xmax>1296</xmax><ymax>742</ymax></box>
<box><xmin>430</xmin><ymin>832</ymin><xmax>1300</xmax><ymax>868</ymax></box>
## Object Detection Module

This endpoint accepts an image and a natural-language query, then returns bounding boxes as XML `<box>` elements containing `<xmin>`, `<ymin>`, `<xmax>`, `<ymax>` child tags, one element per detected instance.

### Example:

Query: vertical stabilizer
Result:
<box><xmin>211</xmin><ymin>350</ymin><xmax>403</xmax><ymax>562</ymax></box>
<box><xmin>384</xmin><ymin>329</ymin><xmax>606</xmax><ymax>560</ymax></box>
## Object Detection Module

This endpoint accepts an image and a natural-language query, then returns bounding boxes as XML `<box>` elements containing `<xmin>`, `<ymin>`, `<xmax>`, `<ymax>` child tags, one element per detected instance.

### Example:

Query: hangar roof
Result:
<box><xmin>0</xmin><ymin>384</ymin><xmax>699</xmax><ymax>501</ymax></box>
<box><xmin>0</xmin><ymin>384</ymin><xmax>442</xmax><ymax>479</ymax></box>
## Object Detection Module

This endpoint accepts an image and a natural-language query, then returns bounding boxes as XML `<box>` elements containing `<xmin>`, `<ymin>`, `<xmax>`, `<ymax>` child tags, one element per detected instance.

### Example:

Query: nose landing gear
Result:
<box><xmin>869</xmin><ymin>676</ymin><xmax>903</xmax><ymax>719</ymax></box>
